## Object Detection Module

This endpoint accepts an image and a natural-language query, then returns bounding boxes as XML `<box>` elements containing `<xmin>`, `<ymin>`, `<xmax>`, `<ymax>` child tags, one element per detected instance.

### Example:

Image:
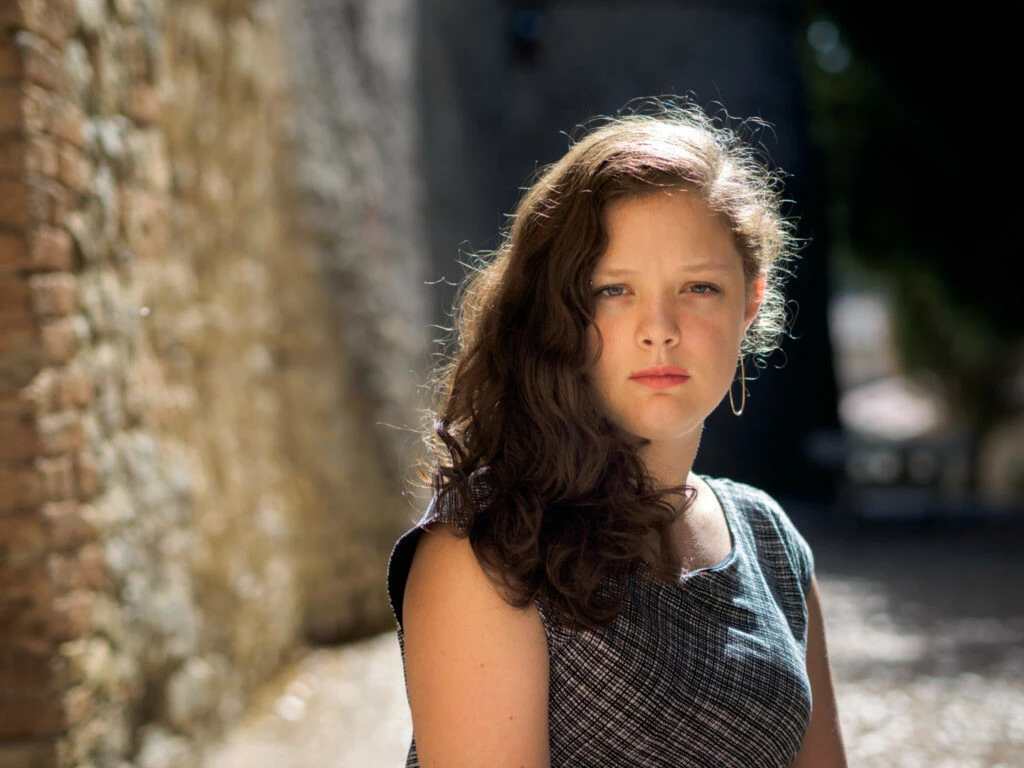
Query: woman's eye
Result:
<box><xmin>593</xmin><ymin>283</ymin><xmax>719</xmax><ymax>298</ymax></box>
<box><xmin>688</xmin><ymin>284</ymin><xmax>719</xmax><ymax>295</ymax></box>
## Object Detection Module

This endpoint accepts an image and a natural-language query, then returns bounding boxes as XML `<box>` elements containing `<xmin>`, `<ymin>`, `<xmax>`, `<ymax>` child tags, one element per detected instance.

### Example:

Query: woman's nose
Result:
<box><xmin>636</xmin><ymin>299</ymin><xmax>680</xmax><ymax>347</ymax></box>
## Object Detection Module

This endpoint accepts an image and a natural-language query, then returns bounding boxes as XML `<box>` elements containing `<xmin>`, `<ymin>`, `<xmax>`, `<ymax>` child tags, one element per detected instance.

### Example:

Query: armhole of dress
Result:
<box><xmin>757</xmin><ymin>487</ymin><xmax>816</xmax><ymax>593</ymax></box>
<box><xmin>387</xmin><ymin>523</ymin><xmax>427</xmax><ymax>631</ymax></box>
<box><xmin>386</xmin><ymin>480</ymin><xmax>484</xmax><ymax>629</ymax></box>
<box><xmin>532</xmin><ymin>592</ymin><xmax>568</xmax><ymax>655</ymax></box>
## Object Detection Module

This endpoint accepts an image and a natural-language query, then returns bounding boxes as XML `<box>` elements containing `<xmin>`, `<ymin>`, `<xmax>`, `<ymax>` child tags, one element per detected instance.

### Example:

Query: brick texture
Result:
<box><xmin>14</xmin><ymin>32</ymin><xmax>64</xmax><ymax>92</ymax></box>
<box><xmin>38</xmin><ymin>318</ymin><xmax>77</xmax><ymax>366</ymax></box>
<box><xmin>6</xmin><ymin>2</ymin><xmax>424</xmax><ymax>765</ymax></box>
<box><xmin>0</xmin><ymin>513</ymin><xmax>48</xmax><ymax>562</ymax></box>
<box><xmin>30</xmin><ymin>227</ymin><xmax>74</xmax><ymax>272</ymax></box>
<box><xmin>0</xmin><ymin>463</ymin><xmax>43</xmax><ymax>511</ymax></box>
<box><xmin>0</xmin><ymin>83</ymin><xmax>25</xmax><ymax>132</ymax></box>
<box><xmin>0</xmin><ymin>276</ymin><xmax>32</xmax><ymax>319</ymax></box>
<box><xmin>29</xmin><ymin>274</ymin><xmax>77</xmax><ymax>317</ymax></box>
<box><xmin>2</xmin><ymin>5</ymin><xmax>105</xmax><ymax>764</ymax></box>
<box><xmin>0</xmin><ymin>42</ymin><xmax>19</xmax><ymax>82</ymax></box>
<box><xmin>41</xmin><ymin>501</ymin><xmax>92</xmax><ymax>551</ymax></box>
<box><xmin>0</xmin><ymin>698</ymin><xmax>62</xmax><ymax>739</ymax></box>
<box><xmin>0</xmin><ymin>137</ymin><xmax>25</xmax><ymax>177</ymax></box>
<box><xmin>0</xmin><ymin>414</ymin><xmax>42</xmax><ymax>461</ymax></box>
<box><xmin>0</xmin><ymin>740</ymin><xmax>59</xmax><ymax>768</ymax></box>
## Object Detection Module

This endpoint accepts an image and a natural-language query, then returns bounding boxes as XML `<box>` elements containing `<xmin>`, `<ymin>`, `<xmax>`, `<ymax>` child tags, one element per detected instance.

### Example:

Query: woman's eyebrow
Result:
<box><xmin>594</xmin><ymin>263</ymin><xmax>734</xmax><ymax>278</ymax></box>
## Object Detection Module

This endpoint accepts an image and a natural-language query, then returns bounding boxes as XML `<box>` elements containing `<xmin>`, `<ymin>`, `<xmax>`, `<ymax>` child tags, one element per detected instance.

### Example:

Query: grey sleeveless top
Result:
<box><xmin>386</xmin><ymin>476</ymin><xmax>815</xmax><ymax>767</ymax></box>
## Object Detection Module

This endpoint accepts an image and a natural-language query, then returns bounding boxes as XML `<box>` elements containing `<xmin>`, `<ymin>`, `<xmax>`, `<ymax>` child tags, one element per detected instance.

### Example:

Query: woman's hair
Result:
<box><xmin>415</xmin><ymin>98</ymin><xmax>798</xmax><ymax>628</ymax></box>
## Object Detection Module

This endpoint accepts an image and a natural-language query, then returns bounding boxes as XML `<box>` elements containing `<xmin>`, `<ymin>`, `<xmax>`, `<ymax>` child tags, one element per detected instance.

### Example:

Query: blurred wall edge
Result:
<box><xmin>0</xmin><ymin>0</ymin><xmax>426</xmax><ymax>764</ymax></box>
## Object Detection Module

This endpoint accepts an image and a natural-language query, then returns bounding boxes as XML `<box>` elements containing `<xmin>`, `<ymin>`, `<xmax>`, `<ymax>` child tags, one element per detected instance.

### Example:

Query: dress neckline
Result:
<box><xmin>638</xmin><ymin>475</ymin><xmax>741</xmax><ymax>583</ymax></box>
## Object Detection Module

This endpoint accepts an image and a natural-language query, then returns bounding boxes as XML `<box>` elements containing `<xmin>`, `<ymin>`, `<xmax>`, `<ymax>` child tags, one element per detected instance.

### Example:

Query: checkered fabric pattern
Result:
<box><xmin>387</xmin><ymin>476</ymin><xmax>815</xmax><ymax>767</ymax></box>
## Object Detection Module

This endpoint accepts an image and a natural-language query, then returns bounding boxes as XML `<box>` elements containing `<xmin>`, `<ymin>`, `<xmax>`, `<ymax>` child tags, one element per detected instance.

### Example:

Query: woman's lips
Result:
<box><xmin>630</xmin><ymin>365</ymin><xmax>690</xmax><ymax>389</ymax></box>
<box><xmin>631</xmin><ymin>374</ymin><xmax>690</xmax><ymax>389</ymax></box>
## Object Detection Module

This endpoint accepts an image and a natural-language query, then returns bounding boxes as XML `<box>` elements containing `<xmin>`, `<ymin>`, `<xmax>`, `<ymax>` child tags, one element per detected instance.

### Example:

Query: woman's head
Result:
<box><xmin>419</xmin><ymin>98</ymin><xmax>798</xmax><ymax>627</ymax></box>
<box><xmin>587</xmin><ymin>190</ymin><xmax>766</xmax><ymax>452</ymax></box>
<box><xmin>498</xmin><ymin>100</ymin><xmax>793</xmax><ymax>366</ymax></box>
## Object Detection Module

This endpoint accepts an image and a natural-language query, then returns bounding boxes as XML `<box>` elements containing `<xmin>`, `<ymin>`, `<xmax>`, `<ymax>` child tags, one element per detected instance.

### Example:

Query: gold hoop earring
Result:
<box><xmin>729</xmin><ymin>356</ymin><xmax>746</xmax><ymax>416</ymax></box>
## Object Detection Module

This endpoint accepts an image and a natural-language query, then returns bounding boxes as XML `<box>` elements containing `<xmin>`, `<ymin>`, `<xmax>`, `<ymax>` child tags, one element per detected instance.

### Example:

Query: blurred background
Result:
<box><xmin>0</xmin><ymin>0</ymin><xmax>1020</xmax><ymax>766</ymax></box>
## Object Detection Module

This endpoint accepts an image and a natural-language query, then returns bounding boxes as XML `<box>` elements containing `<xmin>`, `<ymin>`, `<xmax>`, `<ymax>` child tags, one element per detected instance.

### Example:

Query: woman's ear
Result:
<box><xmin>744</xmin><ymin>274</ymin><xmax>767</xmax><ymax>332</ymax></box>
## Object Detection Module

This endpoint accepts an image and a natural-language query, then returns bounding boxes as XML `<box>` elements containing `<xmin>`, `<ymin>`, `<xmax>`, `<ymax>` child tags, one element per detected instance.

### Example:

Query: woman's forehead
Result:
<box><xmin>595</xmin><ymin>194</ymin><xmax>742</xmax><ymax>273</ymax></box>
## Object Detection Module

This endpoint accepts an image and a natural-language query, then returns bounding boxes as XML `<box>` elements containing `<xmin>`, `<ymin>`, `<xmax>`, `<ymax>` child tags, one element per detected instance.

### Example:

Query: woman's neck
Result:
<box><xmin>638</xmin><ymin>431</ymin><xmax>701</xmax><ymax>496</ymax></box>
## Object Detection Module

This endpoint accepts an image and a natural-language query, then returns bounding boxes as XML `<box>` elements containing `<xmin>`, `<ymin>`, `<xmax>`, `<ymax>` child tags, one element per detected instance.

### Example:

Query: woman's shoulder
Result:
<box><xmin>701</xmin><ymin>474</ymin><xmax>815</xmax><ymax>589</ymax></box>
<box><xmin>400</xmin><ymin>521</ymin><xmax>551</xmax><ymax>763</ymax></box>
<box><xmin>405</xmin><ymin>522</ymin><xmax>510</xmax><ymax>613</ymax></box>
<box><xmin>702</xmin><ymin>474</ymin><xmax>789</xmax><ymax>522</ymax></box>
<box><xmin>386</xmin><ymin>468</ymin><xmax>502</xmax><ymax>628</ymax></box>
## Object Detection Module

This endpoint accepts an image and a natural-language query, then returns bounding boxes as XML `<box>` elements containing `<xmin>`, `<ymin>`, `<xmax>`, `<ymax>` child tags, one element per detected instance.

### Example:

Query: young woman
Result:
<box><xmin>387</xmin><ymin>99</ymin><xmax>848</xmax><ymax>767</ymax></box>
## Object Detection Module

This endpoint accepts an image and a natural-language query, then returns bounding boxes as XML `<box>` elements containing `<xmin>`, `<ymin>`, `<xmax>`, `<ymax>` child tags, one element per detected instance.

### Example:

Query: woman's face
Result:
<box><xmin>586</xmin><ymin>191</ymin><xmax>764</xmax><ymax>447</ymax></box>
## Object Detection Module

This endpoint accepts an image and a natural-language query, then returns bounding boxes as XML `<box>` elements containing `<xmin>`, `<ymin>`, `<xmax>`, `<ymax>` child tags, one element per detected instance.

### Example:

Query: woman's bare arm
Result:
<box><xmin>403</xmin><ymin>523</ymin><xmax>551</xmax><ymax>767</ymax></box>
<box><xmin>789</xmin><ymin>576</ymin><xmax>848</xmax><ymax>768</ymax></box>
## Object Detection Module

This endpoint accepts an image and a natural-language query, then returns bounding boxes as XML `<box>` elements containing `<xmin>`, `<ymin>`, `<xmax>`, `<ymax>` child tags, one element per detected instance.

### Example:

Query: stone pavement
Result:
<box><xmin>202</xmin><ymin>631</ymin><xmax>412</xmax><ymax>768</ymax></box>
<box><xmin>203</xmin><ymin>519</ymin><xmax>1024</xmax><ymax>767</ymax></box>
<box><xmin>806</xmin><ymin>518</ymin><xmax>1024</xmax><ymax>768</ymax></box>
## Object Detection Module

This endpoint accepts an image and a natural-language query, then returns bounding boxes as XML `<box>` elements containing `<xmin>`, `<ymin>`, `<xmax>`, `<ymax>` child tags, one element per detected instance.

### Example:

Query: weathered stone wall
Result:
<box><xmin>0</xmin><ymin>0</ymin><xmax>424</xmax><ymax>765</ymax></box>
<box><xmin>277</xmin><ymin>0</ymin><xmax>428</xmax><ymax>643</ymax></box>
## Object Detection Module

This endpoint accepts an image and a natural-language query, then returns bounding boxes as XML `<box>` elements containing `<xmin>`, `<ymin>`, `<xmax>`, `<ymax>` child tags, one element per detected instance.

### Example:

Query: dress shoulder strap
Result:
<box><xmin>386</xmin><ymin>469</ymin><xmax>496</xmax><ymax>628</ymax></box>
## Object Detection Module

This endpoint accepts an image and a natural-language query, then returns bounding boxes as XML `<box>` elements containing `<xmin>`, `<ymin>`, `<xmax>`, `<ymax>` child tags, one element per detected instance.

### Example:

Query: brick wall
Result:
<box><xmin>0</xmin><ymin>0</ymin><xmax>425</xmax><ymax>765</ymax></box>
<box><xmin>1</xmin><ymin>3</ymin><xmax>92</xmax><ymax>766</ymax></box>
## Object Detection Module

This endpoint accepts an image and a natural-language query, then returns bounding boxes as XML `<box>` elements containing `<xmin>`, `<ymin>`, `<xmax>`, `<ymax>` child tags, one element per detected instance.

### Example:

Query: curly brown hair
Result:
<box><xmin>415</xmin><ymin>98</ymin><xmax>798</xmax><ymax>629</ymax></box>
